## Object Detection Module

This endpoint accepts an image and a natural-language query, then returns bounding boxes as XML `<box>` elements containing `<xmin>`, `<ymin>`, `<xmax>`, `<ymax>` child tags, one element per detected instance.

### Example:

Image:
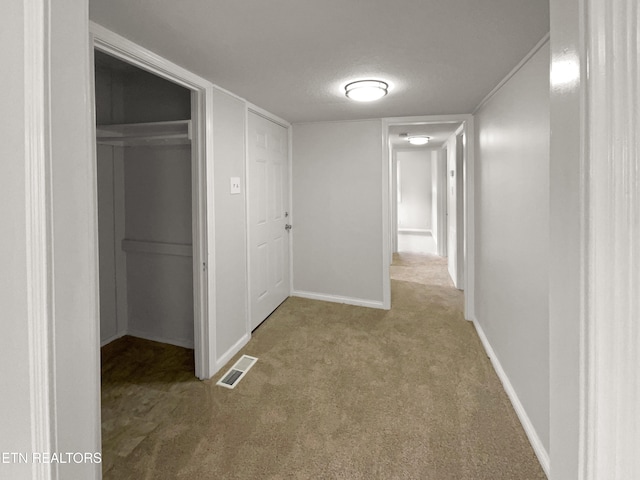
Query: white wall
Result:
<box><xmin>2</xmin><ymin>3</ymin><xmax>100</xmax><ymax>477</ymax></box>
<box><xmin>396</xmin><ymin>149</ymin><xmax>432</xmax><ymax>232</ymax></box>
<box><xmin>0</xmin><ymin>2</ymin><xmax>33</xmax><ymax>477</ymax></box>
<box><xmin>50</xmin><ymin>0</ymin><xmax>102</xmax><ymax>477</ymax></box>
<box><xmin>548</xmin><ymin>1</ymin><xmax>582</xmax><ymax>477</ymax></box>
<box><xmin>97</xmin><ymin>143</ymin><xmax>119</xmax><ymax>342</ymax></box>
<box><xmin>95</xmin><ymin>65</ymin><xmax>125</xmax><ymax>344</ymax></box>
<box><xmin>211</xmin><ymin>90</ymin><xmax>249</xmax><ymax>363</ymax></box>
<box><xmin>124</xmin><ymin>145</ymin><xmax>194</xmax><ymax>346</ymax></box>
<box><xmin>124</xmin><ymin>146</ymin><xmax>193</xmax><ymax>245</ymax></box>
<box><xmin>292</xmin><ymin>120</ymin><xmax>384</xmax><ymax>306</ymax></box>
<box><xmin>474</xmin><ymin>40</ymin><xmax>550</xmax><ymax>463</ymax></box>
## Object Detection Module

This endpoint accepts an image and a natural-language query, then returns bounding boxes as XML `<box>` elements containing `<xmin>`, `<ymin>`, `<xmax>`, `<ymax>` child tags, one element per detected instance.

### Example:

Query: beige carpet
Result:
<box><xmin>102</xmin><ymin>253</ymin><xmax>546</xmax><ymax>479</ymax></box>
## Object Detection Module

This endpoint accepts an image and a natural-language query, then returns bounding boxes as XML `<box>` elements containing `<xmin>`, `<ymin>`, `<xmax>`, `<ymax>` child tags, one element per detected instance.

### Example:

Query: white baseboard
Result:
<box><xmin>100</xmin><ymin>331</ymin><xmax>126</xmax><ymax>347</ymax></box>
<box><xmin>291</xmin><ymin>290</ymin><xmax>385</xmax><ymax>310</ymax></box>
<box><xmin>121</xmin><ymin>238</ymin><xmax>193</xmax><ymax>257</ymax></box>
<box><xmin>216</xmin><ymin>333</ymin><xmax>251</xmax><ymax>371</ymax></box>
<box><xmin>398</xmin><ymin>228</ymin><xmax>432</xmax><ymax>235</ymax></box>
<box><xmin>126</xmin><ymin>329</ymin><xmax>195</xmax><ymax>349</ymax></box>
<box><xmin>472</xmin><ymin>318</ymin><xmax>550</xmax><ymax>478</ymax></box>
<box><xmin>101</xmin><ymin>328</ymin><xmax>251</xmax><ymax>378</ymax></box>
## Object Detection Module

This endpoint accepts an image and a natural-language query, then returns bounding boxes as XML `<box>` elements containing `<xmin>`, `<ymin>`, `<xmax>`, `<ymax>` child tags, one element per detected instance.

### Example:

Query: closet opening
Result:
<box><xmin>93</xmin><ymin>49</ymin><xmax>208</xmax><ymax>471</ymax></box>
<box><xmin>95</xmin><ymin>49</ymin><xmax>197</xmax><ymax>353</ymax></box>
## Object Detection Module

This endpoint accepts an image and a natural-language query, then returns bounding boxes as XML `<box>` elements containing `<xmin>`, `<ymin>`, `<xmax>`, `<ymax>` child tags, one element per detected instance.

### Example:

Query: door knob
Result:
<box><xmin>285</xmin><ymin>224</ymin><xmax>292</xmax><ymax>231</ymax></box>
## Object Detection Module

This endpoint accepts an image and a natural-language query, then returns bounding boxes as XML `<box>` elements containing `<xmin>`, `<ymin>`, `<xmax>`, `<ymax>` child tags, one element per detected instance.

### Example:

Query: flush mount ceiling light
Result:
<box><xmin>407</xmin><ymin>135</ymin><xmax>430</xmax><ymax>145</ymax></box>
<box><xmin>344</xmin><ymin>80</ymin><xmax>389</xmax><ymax>102</ymax></box>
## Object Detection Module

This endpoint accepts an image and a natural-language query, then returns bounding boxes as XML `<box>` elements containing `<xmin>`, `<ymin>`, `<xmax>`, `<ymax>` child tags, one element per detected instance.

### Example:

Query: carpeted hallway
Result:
<box><xmin>101</xmin><ymin>253</ymin><xmax>546</xmax><ymax>479</ymax></box>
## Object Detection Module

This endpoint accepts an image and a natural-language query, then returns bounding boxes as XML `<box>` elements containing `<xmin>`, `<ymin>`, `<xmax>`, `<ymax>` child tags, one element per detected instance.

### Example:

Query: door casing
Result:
<box><xmin>382</xmin><ymin>114</ymin><xmax>475</xmax><ymax>320</ymax></box>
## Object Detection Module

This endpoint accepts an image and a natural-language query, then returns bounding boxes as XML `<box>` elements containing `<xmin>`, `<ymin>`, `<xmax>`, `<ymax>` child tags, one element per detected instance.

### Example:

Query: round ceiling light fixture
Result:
<box><xmin>345</xmin><ymin>80</ymin><xmax>389</xmax><ymax>102</ymax></box>
<box><xmin>407</xmin><ymin>135</ymin><xmax>430</xmax><ymax>146</ymax></box>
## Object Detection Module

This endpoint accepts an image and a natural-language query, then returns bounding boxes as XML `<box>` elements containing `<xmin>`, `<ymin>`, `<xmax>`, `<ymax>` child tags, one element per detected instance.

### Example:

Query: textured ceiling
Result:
<box><xmin>89</xmin><ymin>0</ymin><xmax>549</xmax><ymax>124</ymax></box>
<box><xmin>389</xmin><ymin>123</ymin><xmax>462</xmax><ymax>148</ymax></box>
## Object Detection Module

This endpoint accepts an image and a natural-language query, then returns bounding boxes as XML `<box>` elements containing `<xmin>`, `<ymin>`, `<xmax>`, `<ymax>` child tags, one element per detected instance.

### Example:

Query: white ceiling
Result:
<box><xmin>389</xmin><ymin>123</ymin><xmax>461</xmax><ymax>148</ymax></box>
<box><xmin>89</xmin><ymin>0</ymin><xmax>549</xmax><ymax>124</ymax></box>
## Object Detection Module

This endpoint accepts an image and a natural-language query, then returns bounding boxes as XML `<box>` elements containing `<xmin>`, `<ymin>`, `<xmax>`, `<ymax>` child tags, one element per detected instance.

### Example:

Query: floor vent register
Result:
<box><xmin>216</xmin><ymin>355</ymin><xmax>258</xmax><ymax>389</ymax></box>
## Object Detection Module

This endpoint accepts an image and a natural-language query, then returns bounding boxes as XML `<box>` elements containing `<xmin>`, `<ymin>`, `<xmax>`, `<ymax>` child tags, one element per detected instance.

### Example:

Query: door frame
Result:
<box><xmin>89</xmin><ymin>22</ymin><xmax>216</xmax><ymax>379</ymax></box>
<box><xmin>436</xmin><ymin>146</ymin><xmax>448</xmax><ymax>257</ymax></box>
<box><xmin>244</xmin><ymin>102</ymin><xmax>292</xmax><ymax>335</ymax></box>
<box><xmin>445</xmin><ymin>124</ymin><xmax>466</xmax><ymax>288</ymax></box>
<box><xmin>382</xmin><ymin>114</ymin><xmax>475</xmax><ymax>320</ymax></box>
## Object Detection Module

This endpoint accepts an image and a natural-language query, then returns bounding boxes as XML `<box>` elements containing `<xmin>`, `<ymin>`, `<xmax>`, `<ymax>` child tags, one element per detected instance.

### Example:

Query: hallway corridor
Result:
<box><xmin>101</xmin><ymin>253</ymin><xmax>545</xmax><ymax>479</ymax></box>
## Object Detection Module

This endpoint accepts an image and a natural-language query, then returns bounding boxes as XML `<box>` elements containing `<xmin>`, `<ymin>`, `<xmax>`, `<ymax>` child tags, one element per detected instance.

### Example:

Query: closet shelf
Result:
<box><xmin>96</xmin><ymin>120</ymin><xmax>192</xmax><ymax>146</ymax></box>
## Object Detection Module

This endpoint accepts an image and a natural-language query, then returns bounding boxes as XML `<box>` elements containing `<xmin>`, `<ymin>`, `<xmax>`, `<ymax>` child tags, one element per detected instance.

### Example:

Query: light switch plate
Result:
<box><xmin>230</xmin><ymin>177</ymin><xmax>241</xmax><ymax>194</ymax></box>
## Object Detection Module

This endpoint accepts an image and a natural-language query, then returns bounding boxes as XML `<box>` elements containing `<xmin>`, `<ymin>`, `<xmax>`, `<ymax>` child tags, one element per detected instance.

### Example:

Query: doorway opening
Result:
<box><xmin>393</xmin><ymin>134</ymin><xmax>439</xmax><ymax>257</ymax></box>
<box><xmin>382</xmin><ymin>115</ymin><xmax>474</xmax><ymax>319</ymax></box>
<box><xmin>95</xmin><ymin>50</ymin><xmax>197</xmax><ymax>353</ymax></box>
<box><xmin>390</xmin><ymin>122</ymin><xmax>461</xmax><ymax>259</ymax></box>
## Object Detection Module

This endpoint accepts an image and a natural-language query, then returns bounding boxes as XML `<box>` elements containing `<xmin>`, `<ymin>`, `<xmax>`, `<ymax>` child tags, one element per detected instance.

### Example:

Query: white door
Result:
<box><xmin>446</xmin><ymin>133</ymin><xmax>464</xmax><ymax>288</ymax></box>
<box><xmin>447</xmin><ymin>143</ymin><xmax>457</xmax><ymax>284</ymax></box>
<box><xmin>455</xmin><ymin>133</ymin><xmax>465</xmax><ymax>288</ymax></box>
<box><xmin>248</xmin><ymin>112</ymin><xmax>290</xmax><ymax>330</ymax></box>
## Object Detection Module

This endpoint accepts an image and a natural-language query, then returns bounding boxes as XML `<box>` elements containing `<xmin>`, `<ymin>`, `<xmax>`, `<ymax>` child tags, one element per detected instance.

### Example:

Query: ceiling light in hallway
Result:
<box><xmin>407</xmin><ymin>135</ymin><xmax>430</xmax><ymax>145</ymax></box>
<box><xmin>344</xmin><ymin>80</ymin><xmax>388</xmax><ymax>102</ymax></box>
